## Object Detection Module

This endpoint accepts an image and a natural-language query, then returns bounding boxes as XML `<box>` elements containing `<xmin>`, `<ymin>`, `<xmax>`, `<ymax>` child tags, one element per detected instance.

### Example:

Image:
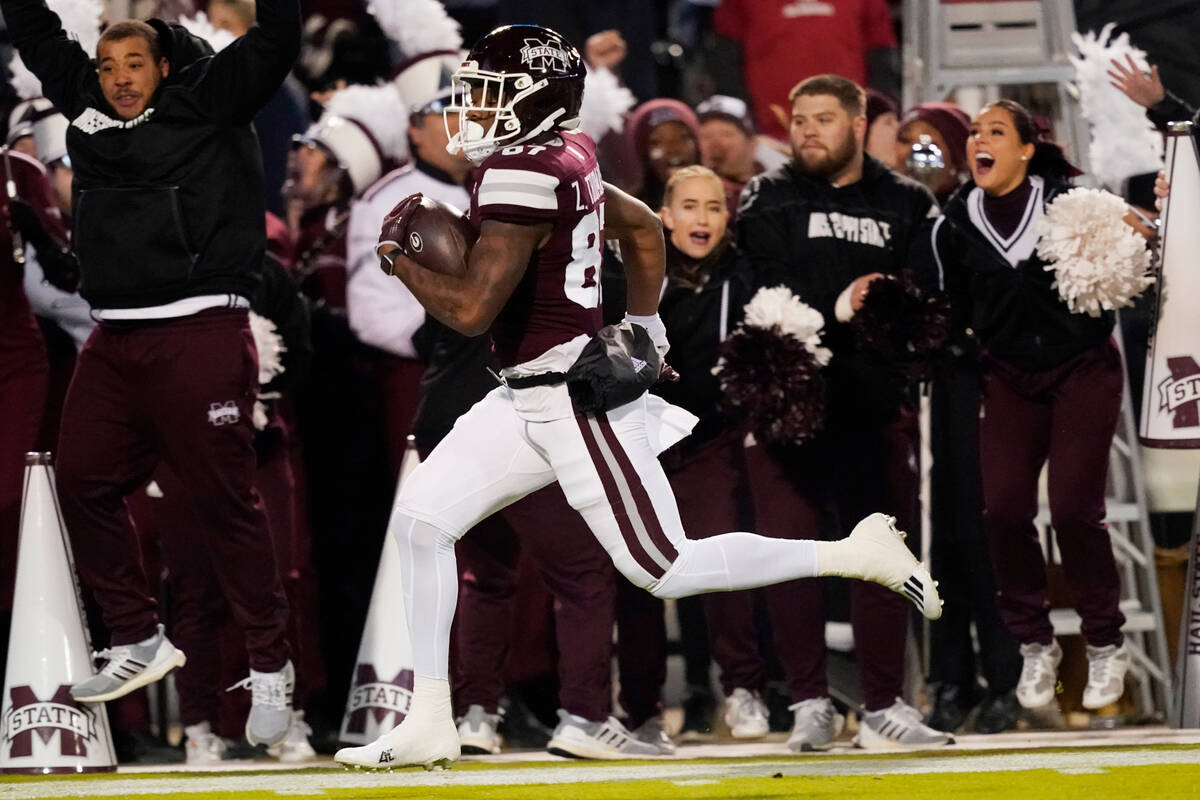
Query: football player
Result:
<box><xmin>334</xmin><ymin>24</ymin><xmax>943</xmax><ymax>770</ymax></box>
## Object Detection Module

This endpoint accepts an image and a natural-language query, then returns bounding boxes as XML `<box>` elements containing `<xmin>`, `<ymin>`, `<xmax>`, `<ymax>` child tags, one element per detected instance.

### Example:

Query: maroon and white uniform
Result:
<box><xmin>470</xmin><ymin>131</ymin><xmax>604</xmax><ymax>368</ymax></box>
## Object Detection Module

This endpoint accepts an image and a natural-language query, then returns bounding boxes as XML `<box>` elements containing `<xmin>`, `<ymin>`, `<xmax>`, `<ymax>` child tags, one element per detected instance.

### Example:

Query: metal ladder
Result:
<box><xmin>903</xmin><ymin>0</ymin><xmax>1173</xmax><ymax>718</ymax></box>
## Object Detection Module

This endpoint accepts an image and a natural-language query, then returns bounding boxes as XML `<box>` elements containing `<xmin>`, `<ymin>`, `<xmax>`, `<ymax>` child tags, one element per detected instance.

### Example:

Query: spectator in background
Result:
<box><xmin>713</xmin><ymin>0</ymin><xmax>899</xmax><ymax>140</ymax></box>
<box><xmin>897</xmin><ymin>101</ymin><xmax>970</xmax><ymax>203</ymax></box>
<box><xmin>1</xmin><ymin>0</ymin><xmax>301</xmax><ymax>746</ymax></box>
<box><xmin>898</xmin><ymin>98</ymin><xmax>1021</xmax><ymax>734</ymax></box>
<box><xmin>865</xmin><ymin>89</ymin><xmax>901</xmax><ymax>170</ymax></box>
<box><xmin>696</xmin><ymin>94</ymin><xmax>786</xmax><ymax>225</ymax></box>
<box><xmin>737</xmin><ymin>74</ymin><xmax>951</xmax><ymax>750</ymax></box>
<box><xmin>623</xmin><ymin>98</ymin><xmax>701</xmax><ymax>209</ymax></box>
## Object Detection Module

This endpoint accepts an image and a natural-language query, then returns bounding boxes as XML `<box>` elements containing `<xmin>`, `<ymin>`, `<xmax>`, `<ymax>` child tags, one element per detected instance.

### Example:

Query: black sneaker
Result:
<box><xmin>974</xmin><ymin>690</ymin><xmax>1020</xmax><ymax>734</ymax></box>
<box><xmin>677</xmin><ymin>687</ymin><xmax>715</xmax><ymax>742</ymax></box>
<box><xmin>925</xmin><ymin>682</ymin><xmax>980</xmax><ymax>733</ymax></box>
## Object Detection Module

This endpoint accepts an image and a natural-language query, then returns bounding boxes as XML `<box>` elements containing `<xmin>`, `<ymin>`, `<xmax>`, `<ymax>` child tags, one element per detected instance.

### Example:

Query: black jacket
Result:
<box><xmin>653</xmin><ymin>238</ymin><xmax>752</xmax><ymax>436</ymax></box>
<box><xmin>737</xmin><ymin>155</ymin><xmax>938</xmax><ymax>420</ymax></box>
<box><xmin>932</xmin><ymin>177</ymin><xmax>1114</xmax><ymax>372</ymax></box>
<box><xmin>1</xmin><ymin>0</ymin><xmax>301</xmax><ymax>309</ymax></box>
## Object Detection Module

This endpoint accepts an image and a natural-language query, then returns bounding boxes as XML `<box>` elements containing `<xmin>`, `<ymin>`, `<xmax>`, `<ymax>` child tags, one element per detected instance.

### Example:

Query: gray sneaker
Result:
<box><xmin>457</xmin><ymin>705</ymin><xmax>502</xmax><ymax>754</ymax></box>
<box><xmin>854</xmin><ymin>698</ymin><xmax>953</xmax><ymax>750</ymax></box>
<box><xmin>631</xmin><ymin>716</ymin><xmax>675</xmax><ymax>755</ymax></box>
<box><xmin>229</xmin><ymin>660</ymin><xmax>294</xmax><ymax>747</ymax></box>
<box><xmin>546</xmin><ymin>710</ymin><xmax>662</xmax><ymax>759</ymax></box>
<box><xmin>71</xmin><ymin>623</ymin><xmax>187</xmax><ymax>703</ymax></box>
<box><xmin>1082</xmin><ymin>642</ymin><xmax>1130</xmax><ymax>709</ymax></box>
<box><xmin>786</xmin><ymin>697</ymin><xmax>845</xmax><ymax>752</ymax></box>
<box><xmin>1017</xmin><ymin>640</ymin><xmax>1062</xmax><ymax>709</ymax></box>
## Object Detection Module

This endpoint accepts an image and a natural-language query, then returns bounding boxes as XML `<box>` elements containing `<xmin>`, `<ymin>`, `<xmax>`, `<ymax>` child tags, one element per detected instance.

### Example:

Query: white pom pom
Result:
<box><xmin>248</xmin><ymin>311</ymin><xmax>287</xmax><ymax>385</ymax></box>
<box><xmin>323</xmin><ymin>82</ymin><xmax>410</xmax><ymax>163</ymax></box>
<box><xmin>1035</xmin><ymin>187</ymin><xmax>1154</xmax><ymax>317</ymax></box>
<box><xmin>8</xmin><ymin>54</ymin><xmax>42</xmax><ymax>100</ymax></box>
<box><xmin>742</xmin><ymin>286</ymin><xmax>832</xmax><ymax>365</ymax></box>
<box><xmin>578</xmin><ymin>67</ymin><xmax>635</xmax><ymax>142</ymax></box>
<box><xmin>369</xmin><ymin>0</ymin><xmax>462</xmax><ymax>56</ymax></box>
<box><xmin>176</xmin><ymin>12</ymin><xmax>238</xmax><ymax>53</ymax></box>
<box><xmin>1070</xmin><ymin>24</ymin><xmax>1164</xmax><ymax>188</ymax></box>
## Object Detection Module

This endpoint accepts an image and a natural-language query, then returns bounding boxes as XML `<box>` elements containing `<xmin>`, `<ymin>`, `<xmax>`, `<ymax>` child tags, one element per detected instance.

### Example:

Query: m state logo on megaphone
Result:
<box><xmin>342</xmin><ymin>665</ymin><xmax>414</xmax><ymax>735</ymax></box>
<box><xmin>1157</xmin><ymin>356</ymin><xmax>1200</xmax><ymax>429</ymax></box>
<box><xmin>3</xmin><ymin>685</ymin><xmax>99</xmax><ymax>758</ymax></box>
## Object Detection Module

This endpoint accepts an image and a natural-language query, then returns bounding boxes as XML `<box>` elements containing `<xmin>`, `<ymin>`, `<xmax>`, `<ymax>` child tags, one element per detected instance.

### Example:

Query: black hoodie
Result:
<box><xmin>1</xmin><ymin>0</ymin><xmax>301</xmax><ymax>310</ymax></box>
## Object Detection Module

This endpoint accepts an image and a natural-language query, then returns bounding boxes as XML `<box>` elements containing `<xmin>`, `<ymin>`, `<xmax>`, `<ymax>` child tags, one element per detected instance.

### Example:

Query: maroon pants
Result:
<box><xmin>744</xmin><ymin>408</ymin><xmax>918</xmax><ymax>712</ymax></box>
<box><xmin>55</xmin><ymin>309</ymin><xmax>289</xmax><ymax>669</ymax></box>
<box><xmin>979</xmin><ymin>340</ymin><xmax>1126</xmax><ymax>648</ymax></box>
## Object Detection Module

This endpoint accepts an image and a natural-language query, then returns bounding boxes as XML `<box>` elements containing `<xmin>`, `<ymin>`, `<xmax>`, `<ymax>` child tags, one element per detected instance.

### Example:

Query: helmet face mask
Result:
<box><xmin>443</xmin><ymin>25</ymin><xmax>585</xmax><ymax>165</ymax></box>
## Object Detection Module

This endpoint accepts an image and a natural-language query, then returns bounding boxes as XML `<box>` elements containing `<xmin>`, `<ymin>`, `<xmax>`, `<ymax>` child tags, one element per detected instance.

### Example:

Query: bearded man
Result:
<box><xmin>734</xmin><ymin>73</ymin><xmax>951</xmax><ymax>750</ymax></box>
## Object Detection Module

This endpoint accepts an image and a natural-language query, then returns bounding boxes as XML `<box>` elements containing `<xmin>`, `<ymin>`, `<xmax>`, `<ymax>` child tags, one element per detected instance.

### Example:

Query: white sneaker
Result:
<box><xmin>723</xmin><ymin>688</ymin><xmax>769</xmax><ymax>739</ymax></box>
<box><xmin>819</xmin><ymin>514</ymin><xmax>943</xmax><ymax>620</ymax></box>
<box><xmin>546</xmin><ymin>710</ymin><xmax>662</xmax><ymax>759</ymax></box>
<box><xmin>70</xmin><ymin>623</ymin><xmax>187</xmax><ymax>703</ymax></box>
<box><xmin>184</xmin><ymin>721</ymin><xmax>227</xmax><ymax>765</ymax></box>
<box><xmin>854</xmin><ymin>698</ymin><xmax>953</xmax><ymax>750</ymax></box>
<box><xmin>457</xmin><ymin>705</ymin><xmax>502</xmax><ymax>754</ymax></box>
<box><xmin>267</xmin><ymin>710</ymin><xmax>317</xmax><ymax>762</ymax></box>
<box><xmin>631</xmin><ymin>716</ymin><xmax>675</xmax><ymax>755</ymax></box>
<box><xmin>1017</xmin><ymin>640</ymin><xmax>1062</xmax><ymax>709</ymax></box>
<box><xmin>1083</xmin><ymin>643</ymin><xmax>1131</xmax><ymax>709</ymax></box>
<box><xmin>228</xmin><ymin>660</ymin><xmax>294</xmax><ymax>747</ymax></box>
<box><xmin>334</xmin><ymin>677</ymin><xmax>459</xmax><ymax>770</ymax></box>
<box><xmin>787</xmin><ymin>697</ymin><xmax>845</xmax><ymax>752</ymax></box>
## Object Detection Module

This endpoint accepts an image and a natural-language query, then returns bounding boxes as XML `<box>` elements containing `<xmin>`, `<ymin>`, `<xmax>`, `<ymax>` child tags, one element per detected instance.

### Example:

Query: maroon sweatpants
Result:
<box><xmin>55</xmin><ymin>309</ymin><xmax>290</xmax><ymax>670</ymax></box>
<box><xmin>979</xmin><ymin>340</ymin><xmax>1126</xmax><ymax>648</ymax></box>
<box><xmin>744</xmin><ymin>407</ymin><xmax>918</xmax><ymax>712</ymax></box>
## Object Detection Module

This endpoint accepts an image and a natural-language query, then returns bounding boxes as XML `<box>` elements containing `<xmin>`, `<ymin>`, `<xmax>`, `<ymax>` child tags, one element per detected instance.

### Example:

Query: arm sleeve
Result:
<box><xmin>0</xmin><ymin>0</ymin><xmax>94</xmax><ymax>115</ymax></box>
<box><xmin>901</xmin><ymin>191</ymin><xmax>941</xmax><ymax>292</ymax></box>
<box><xmin>346</xmin><ymin>199</ymin><xmax>426</xmax><ymax>358</ymax></box>
<box><xmin>192</xmin><ymin>0</ymin><xmax>301</xmax><ymax>122</ymax></box>
<box><xmin>1146</xmin><ymin>89</ymin><xmax>1198</xmax><ymax>131</ymax></box>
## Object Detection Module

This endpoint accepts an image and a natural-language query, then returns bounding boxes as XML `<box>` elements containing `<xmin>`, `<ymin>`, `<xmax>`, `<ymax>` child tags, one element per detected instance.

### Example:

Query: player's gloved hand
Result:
<box><xmin>623</xmin><ymin>312</ymin><xmax>668</xmax><ymax>357</ymax></box>
<box><xmin>376</xmin><ymin>192</ymin><xmax>424</xmax><ymax>275</ymax></box>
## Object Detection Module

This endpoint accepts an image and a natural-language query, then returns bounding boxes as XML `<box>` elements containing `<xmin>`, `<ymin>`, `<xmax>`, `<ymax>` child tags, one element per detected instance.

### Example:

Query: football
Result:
<box><xmin>378</xmin><ymin>193</ymin><xmax>475</xmax><ymax>278</ymax></box>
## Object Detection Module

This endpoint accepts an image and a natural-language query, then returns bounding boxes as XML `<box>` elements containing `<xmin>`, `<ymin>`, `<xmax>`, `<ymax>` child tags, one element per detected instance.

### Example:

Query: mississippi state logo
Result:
<box><xmin>520</xmin><ymin>38</ymin><xmax>570</xmax><ymax>74</ymax></box>
<box><xmin>3</xmin><ymin>685</ymin><xmax>99</xmax><ymax>759</ymax></box>
<box><xmin>207</xmin><ymin>401</ymin><xmax>240</xmax><ymax>426</ymax></box>
<box><xmin>1157</xmin><ymin>356</ymin><xmax>1200</xmax><ymax>429</ymax></box>
<box><xmin>342</xmin><ymin>665</ymin><xmax>414</xmax><ymax>735</ymax></box>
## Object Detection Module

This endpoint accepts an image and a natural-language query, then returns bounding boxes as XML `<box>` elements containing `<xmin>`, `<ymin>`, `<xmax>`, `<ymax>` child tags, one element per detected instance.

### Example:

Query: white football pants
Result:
<box><xmin>392</xmin><ymin>386</ymin><xmax>821</xmax><ymax>680</ymax></box>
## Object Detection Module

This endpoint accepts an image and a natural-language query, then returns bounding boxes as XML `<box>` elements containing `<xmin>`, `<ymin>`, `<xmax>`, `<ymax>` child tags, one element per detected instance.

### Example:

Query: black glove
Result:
<box><xmin>9</xmin><ymin>199</ymin><xmax>79</xmax><ymax>292</ymax></box>
<box><xmin>566</xmin><ymin>322</ymin><xmax>663</xmax><ymax>414</ymax></box>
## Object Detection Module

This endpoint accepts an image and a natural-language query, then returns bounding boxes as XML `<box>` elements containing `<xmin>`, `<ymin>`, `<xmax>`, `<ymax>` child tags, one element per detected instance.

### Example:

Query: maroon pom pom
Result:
<box><xmin>850</xmin><ymin>275</ymin><xmax>950</xmax><ymax>381</ymax></box>
<box><xmin>716</xmin><ymin>325</ymin><xmax>827</xmax><ymax>445</ymax></box>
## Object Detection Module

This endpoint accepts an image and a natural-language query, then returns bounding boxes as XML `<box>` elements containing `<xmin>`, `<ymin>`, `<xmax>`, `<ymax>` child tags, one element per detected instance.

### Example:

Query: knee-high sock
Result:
<box><xmin>649</xmin><ymin>533</ymin><xmax>819</xmax><ymax>599</ymax></box>
<box><xmin>393</xmin><ymin>514</ymin><xmax>459</xmax><ymax>680</ymax></box>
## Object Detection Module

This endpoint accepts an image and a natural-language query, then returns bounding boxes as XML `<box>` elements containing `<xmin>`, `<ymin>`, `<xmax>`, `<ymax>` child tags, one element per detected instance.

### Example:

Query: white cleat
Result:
<box><xmin>334</xmin><ymin>712</ymin><xmax>460</xmax><ymax>771</ymax></box>
<box><xmin>822</xmin><ymin>513</ymin><xmax>944</xmax><ymax>620</ymax></box>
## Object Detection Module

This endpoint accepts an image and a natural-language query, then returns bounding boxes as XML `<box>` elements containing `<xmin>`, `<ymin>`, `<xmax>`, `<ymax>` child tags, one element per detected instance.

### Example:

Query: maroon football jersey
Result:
<box><xmin>470</xmin><ymin>131</ymin><xmax>605</xmax><ymax>367</ymax></box>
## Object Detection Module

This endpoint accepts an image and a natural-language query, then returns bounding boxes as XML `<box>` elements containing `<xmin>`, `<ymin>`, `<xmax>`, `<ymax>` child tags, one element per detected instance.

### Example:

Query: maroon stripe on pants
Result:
<box><xmin>593</xmin><ymin>412</ymin><xmax>678</xmax><ymax>564</ymax></box>
<box><xmin>574</xmin><ymin>412</ymin><xmax>665</xmax><ymax>579</ymax></box>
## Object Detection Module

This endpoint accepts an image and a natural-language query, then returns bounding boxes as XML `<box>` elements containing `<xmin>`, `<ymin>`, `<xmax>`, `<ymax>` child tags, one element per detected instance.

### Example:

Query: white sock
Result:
<box><xmin>650</xmin><ymin>533</ymin><xmax>819</xmax><ymax>598</ymax></box>
<box><xmin>393</xmin><ymin>514</ymin><xmax>459</xmax><ymax>680</ymax></box>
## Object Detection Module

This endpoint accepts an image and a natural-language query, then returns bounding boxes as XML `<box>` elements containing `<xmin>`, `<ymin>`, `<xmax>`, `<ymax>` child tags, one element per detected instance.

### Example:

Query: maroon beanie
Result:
<box><xmin>899</xmin><ymin>102</ymin><xmax>971</xmax><ymax>171</ymax></box>
<box><xmin>865</xmin><ymin>89</ymin><xmax>898</xmax><ymax>129</ymax></box>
